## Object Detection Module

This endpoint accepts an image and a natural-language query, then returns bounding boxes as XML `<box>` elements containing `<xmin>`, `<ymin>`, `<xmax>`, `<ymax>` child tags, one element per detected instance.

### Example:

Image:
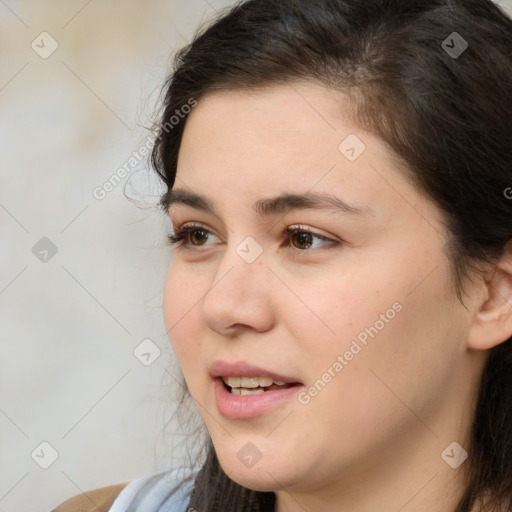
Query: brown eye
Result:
<box><xmin>282</xmin><ymin>226</ymin><xmax>338</xmax><ymax>253</ymax></box>
<box><xmin>290</xmin><ymin>231</ymin><xmax>313</xmax><ymax>250</ymax></box>
<box><xmin>167</xmin><ymin>223</ymin><xmax>340</xmax><ymax>254</ymax></box>
<box><xmin>189</xmin><ymin>229</ymin><xmax>209</xmax><ymax>246</ymax></box>
<box><xmin>167</xmin><ymin>224</ymin><xmax>218</xmax><ymax>248</ymax></box>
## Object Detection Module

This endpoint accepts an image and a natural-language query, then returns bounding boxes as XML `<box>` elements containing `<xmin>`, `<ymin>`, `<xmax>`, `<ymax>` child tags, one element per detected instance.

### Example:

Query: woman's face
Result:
<box><xmin>163</xmin><ymin>83</ymin><xmax>477</xmax><ymax>499</ymax></box>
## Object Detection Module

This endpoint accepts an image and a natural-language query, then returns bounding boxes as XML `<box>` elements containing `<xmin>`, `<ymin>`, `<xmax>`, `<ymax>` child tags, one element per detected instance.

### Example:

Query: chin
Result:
<box><xmin>215</xmin><ymin>448</ymin><xmax>299</xmax><ymax>493</ymax></box>
<box><xmin>225</xmin><ymin>469</ymin><xmax>283</xmax><ymax>493</ymax></box>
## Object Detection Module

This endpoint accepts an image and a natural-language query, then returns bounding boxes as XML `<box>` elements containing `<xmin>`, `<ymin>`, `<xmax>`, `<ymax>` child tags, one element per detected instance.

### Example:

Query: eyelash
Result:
<box><xmin>166</xmin><ymin>223</ymin><xmax>340</xmax><ymax>254</ymax></box>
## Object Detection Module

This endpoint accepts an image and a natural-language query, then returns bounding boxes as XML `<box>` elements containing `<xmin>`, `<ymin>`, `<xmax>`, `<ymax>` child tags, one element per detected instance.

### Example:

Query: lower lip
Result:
<box><xmin>213</xmin><ymin>378</ymin><xmax>304</xmax><ymax>419</ymax></box>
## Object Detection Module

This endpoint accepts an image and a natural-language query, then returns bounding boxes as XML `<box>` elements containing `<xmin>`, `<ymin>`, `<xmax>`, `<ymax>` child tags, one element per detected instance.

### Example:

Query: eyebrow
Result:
<box><xmin>166</xmin><ymin>188</ymin><xmax>375</xmax><ymax>218</ymax></box>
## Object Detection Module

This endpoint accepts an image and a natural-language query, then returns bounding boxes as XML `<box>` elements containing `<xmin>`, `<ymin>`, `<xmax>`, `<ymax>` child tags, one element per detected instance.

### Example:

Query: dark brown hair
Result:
<box><xmin>149</xmin><ymin>1</ymin><xmax>512</xmax><ymax>510</ymax></box>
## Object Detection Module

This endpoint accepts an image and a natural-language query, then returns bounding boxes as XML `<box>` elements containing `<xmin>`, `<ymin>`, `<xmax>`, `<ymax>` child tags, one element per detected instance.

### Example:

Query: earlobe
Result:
<box><xmin>467</xmin><ymin>242</ymin><xmax>512</xmax><ymax>351</ymax></box>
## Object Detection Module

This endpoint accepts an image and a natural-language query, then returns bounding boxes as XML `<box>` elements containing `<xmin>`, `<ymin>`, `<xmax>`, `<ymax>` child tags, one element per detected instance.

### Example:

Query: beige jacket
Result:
<box><xmin>51</xmin><ymin>482</ymin><xmax>129</xmax><ymax>512</ymax></box>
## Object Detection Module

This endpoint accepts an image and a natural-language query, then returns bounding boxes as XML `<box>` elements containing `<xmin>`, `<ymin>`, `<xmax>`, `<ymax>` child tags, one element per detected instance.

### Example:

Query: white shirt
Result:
<box><xmin>109</xmin><ymin>468</ymin><xmax>198</xmax><ymax>512</ymax></box>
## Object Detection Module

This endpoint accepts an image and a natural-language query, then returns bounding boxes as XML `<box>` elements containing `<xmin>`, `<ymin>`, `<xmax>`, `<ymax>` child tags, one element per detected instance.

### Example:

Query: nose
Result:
<box><xmin>199</xmin><ymin>243</ymin><xmax>275</xmax><ymax>336</ymax></box>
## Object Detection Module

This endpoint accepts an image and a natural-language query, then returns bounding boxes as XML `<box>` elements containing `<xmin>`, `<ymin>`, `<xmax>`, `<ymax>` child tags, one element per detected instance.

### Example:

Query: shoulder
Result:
<box><xmin>50</xmin><ymin>468</ymin><xmax>198</xmax><ymax>512</ymax></box>
<box><xmin>50</xmin><ymin>482</ymin><xmax>130</xmax><ymax>512</ymax></box>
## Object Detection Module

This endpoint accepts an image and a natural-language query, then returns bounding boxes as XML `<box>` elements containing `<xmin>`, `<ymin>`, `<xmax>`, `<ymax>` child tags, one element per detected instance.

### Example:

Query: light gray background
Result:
<box><xmin>1</xmin><ymin>1</ymin><xmax>236</xmax><ymax>511</ymax></box>
<box><xmin>1</xmin><ymin>1</ymin><xmax>511</xmax><ymax>511</ymax></box>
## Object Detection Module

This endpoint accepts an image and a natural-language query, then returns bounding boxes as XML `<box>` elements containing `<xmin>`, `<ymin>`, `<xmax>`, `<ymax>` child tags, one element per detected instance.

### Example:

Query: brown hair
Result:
<box><xmin>149</xmin><ymin>1</ymin><xmax>512</xmax><ymax>510</ymax></box>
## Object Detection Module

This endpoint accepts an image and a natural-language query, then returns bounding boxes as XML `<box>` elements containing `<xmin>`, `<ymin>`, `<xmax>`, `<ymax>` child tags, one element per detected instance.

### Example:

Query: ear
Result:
<box><xmin>467</xmin><ymin>241</ymin><xmax>512</xmax><ymax>350</ymax></box>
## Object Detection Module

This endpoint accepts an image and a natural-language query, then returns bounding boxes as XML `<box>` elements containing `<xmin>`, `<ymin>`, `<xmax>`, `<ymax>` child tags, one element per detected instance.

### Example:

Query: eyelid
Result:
<box><xmin>283</xmin><ymin>224</ymin><xmax>341</xmax><ymax>243</ymax></box>
<box><xmin>171</xmin><ymin>221</ymin><xmax>222</xmax><ymax>241</ymax></box>
<box><xmin>167</xmin><ymin>221</ymin><xmax>342</xmax><ymax>253</ymax></box>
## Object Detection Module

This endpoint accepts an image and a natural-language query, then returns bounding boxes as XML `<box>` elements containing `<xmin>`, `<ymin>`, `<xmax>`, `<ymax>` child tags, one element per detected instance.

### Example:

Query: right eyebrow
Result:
<box><xmin>166</xmin><ymin>189</ymin><xmax>376</xmax><ymax>218</ymax></box>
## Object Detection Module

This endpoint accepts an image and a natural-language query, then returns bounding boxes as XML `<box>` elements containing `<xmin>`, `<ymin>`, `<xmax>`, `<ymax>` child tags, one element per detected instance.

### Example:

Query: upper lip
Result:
<box><xmin>209</xmin><ymin>360</ymin><xmax>302</xmax><ymax>384</ymax></box>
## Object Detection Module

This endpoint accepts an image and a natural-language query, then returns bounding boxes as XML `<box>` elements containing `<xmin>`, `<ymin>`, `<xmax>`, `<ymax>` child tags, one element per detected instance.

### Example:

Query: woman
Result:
<box><xmin>52</xmin><ymin>0</ymin><xmax>512</xmax><ymax>510</ymax></box>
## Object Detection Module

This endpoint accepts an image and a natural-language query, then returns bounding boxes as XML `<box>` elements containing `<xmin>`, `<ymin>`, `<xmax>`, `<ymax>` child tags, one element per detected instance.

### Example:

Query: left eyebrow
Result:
<box><xmin>166</xmin><ymin>189</ymin><xmax>376</xmax><ymax>218</ymax></box>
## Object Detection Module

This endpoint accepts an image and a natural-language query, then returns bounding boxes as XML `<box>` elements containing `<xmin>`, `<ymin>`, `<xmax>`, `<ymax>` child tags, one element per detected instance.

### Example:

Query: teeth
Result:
<box><xmin>241</xmin><ymin>376</ymin><xmax>273</xmax><ymax>388</ymax></box>
<box><xmin>223</xmin><ymin>376</ymin><xmax>276</xmax><ymax>388</ymax></box>
<box><xmin>225</xmin><ymin>376</ymin><xmax>241</xmax><ymax>387</ymax></box>
<box><xmin>228</xmin><ymin>388</ymin><xmax>266</xmax><ymax>396</ymax></box>
<box><xmin>240</xmin><ymin>388</ymin><xmax>265</xmax><ymax>395</ymax></box>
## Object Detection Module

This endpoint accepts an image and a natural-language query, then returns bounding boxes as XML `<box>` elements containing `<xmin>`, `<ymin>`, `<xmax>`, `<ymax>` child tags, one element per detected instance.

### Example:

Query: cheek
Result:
<box><xmin>291</xmin><ymin>267</ymin><xmax>393</xmax><ymax>351</ymax></box>
<box><xmin>297</xmin><ymin>252</ymin><xmax>458</xmax><ymax>398</ymax></box>
<box><xmin>318</xmin><ymin>265</ymin><xmax>460</xmax><ymax>426</ymax></box>
<box><xmin>163</xmin><ymin>263</ymin><xmax>203</xmax><ymax>371</ymax></box>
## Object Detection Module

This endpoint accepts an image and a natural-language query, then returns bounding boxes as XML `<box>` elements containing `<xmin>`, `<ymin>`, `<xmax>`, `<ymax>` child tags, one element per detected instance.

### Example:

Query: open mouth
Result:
<box><xmin>221</xmin><ymin>376</ymin><xmax>301</xmax><ymax>395</ymax></box>
<box><xmin>213</xmin><ymin>372</ymin><xmax>305</xmax><ymax>419</ymax></box>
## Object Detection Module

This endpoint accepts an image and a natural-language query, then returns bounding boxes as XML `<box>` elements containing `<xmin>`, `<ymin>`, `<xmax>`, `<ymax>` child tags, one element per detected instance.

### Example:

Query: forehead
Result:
<box><xmin>180</xmin><ymin>85</ymin><xmax>375</xmax><ymax>177</ymax></box>
<box><xmin>174</xmin><ymin>83</ymin><xmax>435</xmax><ymax>227</ymax></box>
<box><xmin>180</xmin><ymin>83</ymin><xmax>351</xmax><ymax>150</ymax></box>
